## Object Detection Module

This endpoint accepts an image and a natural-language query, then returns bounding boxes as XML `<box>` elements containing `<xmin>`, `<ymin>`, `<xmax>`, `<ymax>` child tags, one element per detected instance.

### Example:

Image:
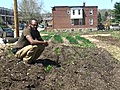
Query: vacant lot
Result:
<box><xmin>0</xmin><ymin>31</ymin><xmax>120</xmax><ymax>90</ymax></box>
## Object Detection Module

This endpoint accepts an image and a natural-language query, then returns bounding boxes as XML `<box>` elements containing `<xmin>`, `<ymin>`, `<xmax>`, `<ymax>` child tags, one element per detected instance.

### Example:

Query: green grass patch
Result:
<box><xmin>44</xmin><ymin>65</ymin><xmax>53</xmax><ymax>72</ymax></box>
<box><xmin>5</xmin><ymin>47</ymin><xmax>14</xmax><ymax>58</ymax></box>
<box><xmin>75</xmin><ymin>35</ymin><xmax>95</xmax><ymax>47</ymax></box>
<box><xmin>60</xmin><ymin>32</ymin><xmax>70</xmax><ymax>37</ymax></box>
<box><xmin>66</xmin><ymin>36</ymin><xmax>78</xmax><ymax>44</ymax></box>
<box><xmin>40</xmin><ymin>31</ymin><xmax>54</xmax><ymax>36</ymax></box>
<box><xmin>75</xmin><ymin>36</ymin><xmax>91</xmax><ymax>43</ymax></box>
<box><xmin>111</xmin><ymin>31</ymin><xmax>120</xmax><ymax>39</ymax></box>
<box><xmin>42</xmin><ymin>35</ymin><xmax>52</xmax><ymax>41</ymax></box>
<box><xmin>53</xmin><ymin>34</ymin><xmax>63</xmax><ymax>43</ymax></box>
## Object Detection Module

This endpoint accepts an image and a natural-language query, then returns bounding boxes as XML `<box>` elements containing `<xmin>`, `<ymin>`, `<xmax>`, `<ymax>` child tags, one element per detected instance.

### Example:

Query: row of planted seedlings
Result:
<box><xmin>41</xmin><ymin>31</ymin><xmax>95</xmax><ymax>47</ymax></box>
<box><xmin>41</xmin><ymin>33</ymin><xmax>62</xmax><ymax>71</ymax></box>
<box><xmin>40</xmin><ymin>30</ymin><xmax>120</xmax><ymax>46</ymax></box>
<box><xmin>40</xmin><ymin>31</ymin><xmax>95</xmax><ymax>71</ymax></box>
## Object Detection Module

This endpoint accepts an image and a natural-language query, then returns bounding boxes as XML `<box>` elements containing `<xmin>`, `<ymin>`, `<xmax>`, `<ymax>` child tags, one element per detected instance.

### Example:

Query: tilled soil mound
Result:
<box><xmin>0</xmin><ymin>42</ymin><xmax>120</xmax><ymax>90</ymax></box>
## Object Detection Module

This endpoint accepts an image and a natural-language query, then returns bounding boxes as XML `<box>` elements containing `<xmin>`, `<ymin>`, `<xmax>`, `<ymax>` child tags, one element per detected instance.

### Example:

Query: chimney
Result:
<box><xmin>83</xmin><ymin>2</ymin><xmax>85</xmax><ymax>6</ymax></box>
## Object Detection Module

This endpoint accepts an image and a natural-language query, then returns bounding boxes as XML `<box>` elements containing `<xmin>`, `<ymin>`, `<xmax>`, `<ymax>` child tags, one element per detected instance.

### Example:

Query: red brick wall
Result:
<box><xmin>52</xmin><ymin>7</ymin><xmax>71</xmax><ymax>29</ymax></box>
<box><xmin>52</xmin><ymin>6</ymin><xmax>98</xmax><ymax>29</ymax></box>
<box><xmin>84</xmin><ymin>7</ymin><xmax>98</xmax><ymax>28</ymax></box>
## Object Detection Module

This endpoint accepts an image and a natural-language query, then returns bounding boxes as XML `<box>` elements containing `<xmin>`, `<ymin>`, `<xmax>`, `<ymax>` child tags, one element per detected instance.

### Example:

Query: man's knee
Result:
<box><xmin>38</xmin><ymin>44</ymin><xmax>45</xmax><ymax>49</ymax></box>
<box><xmin>15</xmin><ymin>45</ymin><xmax>34</xmax><ymax>59</ymax></box>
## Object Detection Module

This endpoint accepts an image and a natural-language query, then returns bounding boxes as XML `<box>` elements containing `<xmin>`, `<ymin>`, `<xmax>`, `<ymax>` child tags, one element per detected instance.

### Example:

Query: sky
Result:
<box><xmin>0</xmin><ymin>0</ymin><xmax>118</xmax><ymax>12</ymax></box>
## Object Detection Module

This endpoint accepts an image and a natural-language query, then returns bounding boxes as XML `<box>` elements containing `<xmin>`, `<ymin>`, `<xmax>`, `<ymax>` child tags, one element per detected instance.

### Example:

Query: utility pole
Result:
<box><xmin>14</xmin><ymin>0</ymin><xmax>19</xmax><ymax>37</ymax></box>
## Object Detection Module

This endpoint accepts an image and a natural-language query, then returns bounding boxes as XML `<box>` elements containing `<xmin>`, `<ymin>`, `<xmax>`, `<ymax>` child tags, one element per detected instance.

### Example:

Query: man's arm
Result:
<box><xmin>26</xmin><ymin>35</ymin><xmax>48</xmax><ymax>46</ymax></box>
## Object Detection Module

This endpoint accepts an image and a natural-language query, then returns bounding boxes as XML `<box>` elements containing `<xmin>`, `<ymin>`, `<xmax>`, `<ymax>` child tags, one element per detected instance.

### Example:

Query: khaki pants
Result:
<box><xmin>15</xmin><ymin>44</ymin><xmax>45</xmax><ymax>63</ymax></box>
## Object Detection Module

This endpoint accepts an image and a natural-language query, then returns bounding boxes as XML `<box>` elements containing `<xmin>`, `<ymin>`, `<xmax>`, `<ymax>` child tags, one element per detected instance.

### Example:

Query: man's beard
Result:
<box><xmin>31</xmin><ymin>27</ymin><xmax>37</xmax><ymax>30</ymax></box>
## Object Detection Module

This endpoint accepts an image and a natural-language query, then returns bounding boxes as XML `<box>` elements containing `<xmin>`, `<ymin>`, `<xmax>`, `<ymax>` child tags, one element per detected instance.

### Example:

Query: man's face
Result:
<box><xmin>30</xmin><ymin>20</ymin><xmax>38</xmax><ymax>30</ymax></box>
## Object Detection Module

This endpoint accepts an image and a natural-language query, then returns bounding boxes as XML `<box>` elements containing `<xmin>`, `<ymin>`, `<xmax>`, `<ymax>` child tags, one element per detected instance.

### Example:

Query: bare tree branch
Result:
<box><xmin>18</xmin><ymin>0</ymin><xmax>44</xmax><ymax>21</ymax></box>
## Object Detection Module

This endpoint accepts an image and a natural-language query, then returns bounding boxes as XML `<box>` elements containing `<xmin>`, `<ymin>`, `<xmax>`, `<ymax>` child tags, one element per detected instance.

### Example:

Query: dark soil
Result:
<box><xmin>0</xmin><ymin>36</ymin><xmax>120</xmax><ymax>90</ymax></box>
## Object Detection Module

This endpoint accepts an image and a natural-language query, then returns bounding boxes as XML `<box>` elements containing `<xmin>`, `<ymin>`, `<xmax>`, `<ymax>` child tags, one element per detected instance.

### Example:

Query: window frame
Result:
<box><xmin>78</xmin><ymin>9</ymin><xmax>81</xmax><ymax>15</ymax></box>
<box><xmin>72</xmin><ymin>10</ymin><xmax>75</xmax><ymax>15</ymax></box>
<box><xmin>89</xmin><ymin>18</ymin><xmax>93</xmax><ymax>25</ymax></box>
<box><xmin>89</xmin><ymin>9</ymin><xmax>93</xmax><ymax>15</ymax></box>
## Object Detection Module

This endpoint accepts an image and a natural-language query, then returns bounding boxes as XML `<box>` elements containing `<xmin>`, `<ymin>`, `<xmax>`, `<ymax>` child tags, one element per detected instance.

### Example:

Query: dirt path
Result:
<box><xmin>81</xmin><ymin>34</ymin><xmax>120</xmax><ymax>61</ymax></box>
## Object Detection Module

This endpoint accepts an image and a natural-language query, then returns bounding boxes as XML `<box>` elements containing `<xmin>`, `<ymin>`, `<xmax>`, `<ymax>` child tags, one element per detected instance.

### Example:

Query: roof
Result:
<box><xmin>52</xmin><ymin>6</ymin><xmax>98</xmax><ymax>9</ymax></box>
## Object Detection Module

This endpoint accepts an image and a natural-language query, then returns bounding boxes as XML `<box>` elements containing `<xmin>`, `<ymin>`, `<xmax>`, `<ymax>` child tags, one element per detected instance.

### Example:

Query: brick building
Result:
<box><xmin>0</xmin><ymin>7</ymin><xmax>14</xmax><ymax>24</ymax></box>
<box><xmin>52</xmin><ymin>3</ymin><xmax>98</xmax><ymax>31</ymax></box>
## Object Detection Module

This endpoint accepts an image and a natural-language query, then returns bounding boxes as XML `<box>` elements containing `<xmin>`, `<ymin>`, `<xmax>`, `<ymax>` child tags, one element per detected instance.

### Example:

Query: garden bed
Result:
<box><xmin>0</xmin><ymin>32</ymin><xmax>120</xmax><ymax>89</ymax></box>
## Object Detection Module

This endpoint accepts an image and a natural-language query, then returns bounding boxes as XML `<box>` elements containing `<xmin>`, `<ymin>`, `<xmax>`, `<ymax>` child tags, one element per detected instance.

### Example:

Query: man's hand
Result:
<box><xmin>26</xmin><ymin>35</ymin><xmax>49</xmax><ymax>46</ymax></box>
<box><xmin>44</xmin><ymin>41</ymin><xmax>48</xmax><ymax>47</ymax></box>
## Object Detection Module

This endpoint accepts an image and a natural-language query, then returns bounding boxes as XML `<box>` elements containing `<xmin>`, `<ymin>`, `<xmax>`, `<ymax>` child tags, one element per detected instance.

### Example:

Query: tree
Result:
<box><xmin>102</xmin><ymin>11</ymin><xmax>109</xmax><ymax>22</ymax></box>
<box><xmin>105</xmin><ymin>11</ymin><xmax>108</xmax><ymax>18</ymax></box>
<box><xmin>98</xmin><ymin>12</ymin><xmax>102</xmax><ymax>23</ymax></box>
<box><xmin>113</xmin><ymin>2</ymin><xmax>120</xmax><ymax>22</ymax></box>
<box><xmin>18</xmin><ymin>0</ymin><xmax>44</xmax><ymax>22</ymax></box>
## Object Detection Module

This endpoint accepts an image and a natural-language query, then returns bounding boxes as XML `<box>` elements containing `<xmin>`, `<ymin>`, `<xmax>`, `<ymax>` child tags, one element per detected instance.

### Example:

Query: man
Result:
<box><xmin>15</xmin><ymin>18</ymin><xmax>48</xmax><ymax>64</ymax></box>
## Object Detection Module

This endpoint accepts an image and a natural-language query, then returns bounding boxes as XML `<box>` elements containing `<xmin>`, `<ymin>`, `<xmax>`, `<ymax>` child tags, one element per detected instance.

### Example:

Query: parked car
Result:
<box><xmin>97</xmin><ymin>23</ymin><xmax>105</xmax><ymax>30</ymax></box>
<box><xmin>14</xmin><ymin>29</ymin><xmax>23</xmax><ymax>38</ymax></box>
<box><xmin>19</xmin><ymin>23</ymin><xmax>25</xmax><ymax>30</ymax></box>
<box><xmin>37</xmin><ymin>25</ymin><xmax>45</xmax><ymax>31</ymax></box>
<box><xmin>0</xmin><ymin>27</ymin><xmax>4</xmax><ymax>37</ymax></box>
<box><xmin>3</xmin><ymin>28</ymin><xmax>14</xmax><ymax>37</ymax></box>
<box><xmin>110</xmin><ymin>24</ymin><xmax>120</xmax><ymax>30</ymax></box>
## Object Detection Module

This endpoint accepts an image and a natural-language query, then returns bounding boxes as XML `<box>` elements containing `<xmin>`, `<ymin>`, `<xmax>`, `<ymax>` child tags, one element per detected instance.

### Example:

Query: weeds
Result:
<box><xmin>54</xmin><ymin>47</ymin><xmax>61</xmax><ymax>63</ymax></box>
<box><xmin>53</xmin><ymin>34</ymin><xmax>63</xmax><ymax>43</ymax></box>
<box><xmin>66</xmin><ymin>36</ymin><xmax>78</xmax><ymax>44</ymax></box>
<box><xmin>75</xmin><ymin>36</ymin><xmax>95</xmax><ymax>47</ymax></box>
<box><xmin>40</xmin><ymin>31</ymin><xmax>94</xmax><ymax>47</ymax></box>
<box><xmin>42</xmin><ymin>35</ymin><xmax>52</xmax><ymax>41</ymax></box>
<box><xmin>111</xmin><ymin>31</ymin><xmax>120</xmax><ymax>39</ymax></box>
<box><xmin>44</xmin><ymin>65</ymin><xmax>53</xmax><ymax>72</ymax></box>
<box><xmin>5</xmin><ymin>46</ymin><xmax>14</xmax><ymax>58</ymax></box>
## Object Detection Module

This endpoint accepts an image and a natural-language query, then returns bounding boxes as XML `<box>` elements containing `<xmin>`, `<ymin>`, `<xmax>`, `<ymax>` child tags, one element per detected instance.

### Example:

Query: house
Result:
<box><xmin>0</xmin><ymin>7</ymin><xmax>14</xmax><ymax>24</ymax></box>
<box><xmin>52</xmin><ymin>2</ymin><xmax>98</xmax><ymax>31</ymax></box>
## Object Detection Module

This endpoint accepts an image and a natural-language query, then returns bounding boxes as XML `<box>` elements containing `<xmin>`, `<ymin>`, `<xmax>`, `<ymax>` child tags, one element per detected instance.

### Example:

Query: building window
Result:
<box><xmin>79</xmin><ymin>19</ymin><xmax>83</xmax><ymax>25</ymax></box>
<box><xmin>78</xmin><ymin>9</ymin><xmax>80</xmax><ymax>15</ymax></box>
<box><xmin>89</xmin><ymin>18</ymin><xmax>93</xmax><ymax>25</ymax></box>
<box><xmin>67</xmin><ymin>10</ymin><xmax>70</xmax><ymax>15</ymax></box>
<box><xmin>73</xmin><ymin>10</ymin><xmax>75</xmax><ymax>15</ymax></box>
<box><xmin>74</xmin><ymin>19</ymin><xmax>79</xmax><ymax>25</ymax></box>
<box><xmin>71</xmin><ymin>19</ymin><xmax>83</xmax><ymax>25</ymax></box>
<box><xmin>71</xmin><ymin>19</ymin><xmax>74</xmax><ymax>25</ymax></box>
<box><xmin>89</xmin><ymin>9</ymin><xmax>93</xmax><ymax>15</ymax></box>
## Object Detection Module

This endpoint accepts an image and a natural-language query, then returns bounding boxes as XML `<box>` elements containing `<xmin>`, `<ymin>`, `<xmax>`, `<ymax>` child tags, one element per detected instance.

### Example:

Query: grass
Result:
<box><xmin>40</xmin><ymin>30</ymin><xmax>54</xmax><ymax>36</ymax></box>
<box><xmin>5</xmin><ymin>46</ymin><xmax>14</xmax><ymax>58</ymax></box>
<box><xmin>60</xmin><ymin>32</ymin><xmax>75</xmax><ymax>37</ymax></box>
<box><xmin>40</xmin><ymin>30</ymin><xmax>110</xmax><ymax>47</ymax></box>
<box><xmin>44</xmin><ymin>65</ymin><xmax>53</xmax><ymax>72</ymax></box>
<box><xmin>42</xmin><ymin>35</ymin><xmax>52</xmax><ymax>41</ymax></box>
<box><xmin>40</xmin><ymin>31</ymin><xmax>96</xmax><ymax>47</ymax></box>
<box><xmin>75</xmin><ymin>35</ymin><xmax>95</xmax><ymax>47</ymax></box>
<box><xmin>66</xmin><ymin>36</ymin><xmax>78</xmax><ymax>44</ymax></box>
<box><xmin>53</xmin><ymin>34</ymin><xmax>63</xmax><ymax>43</ymax></box>
<box><xmin>75</xmin><ymin>35</ymin><xmax>91</xmax><ymax>43</ymax></box>
<box><xmin>111</xmin><ymin>31</ymin><xmax>120</xmax><ymax>39</ymax></box>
